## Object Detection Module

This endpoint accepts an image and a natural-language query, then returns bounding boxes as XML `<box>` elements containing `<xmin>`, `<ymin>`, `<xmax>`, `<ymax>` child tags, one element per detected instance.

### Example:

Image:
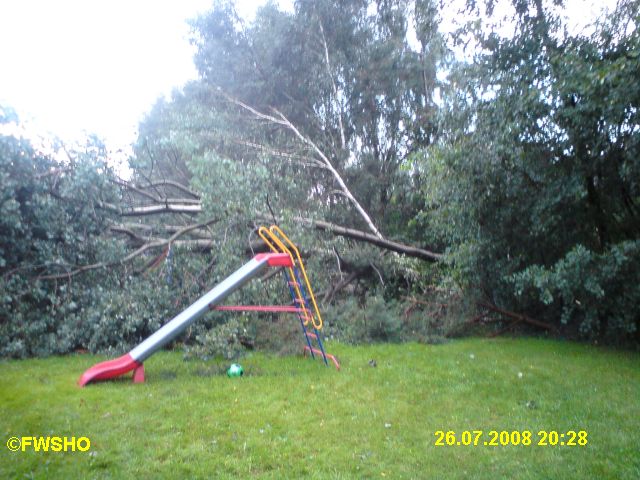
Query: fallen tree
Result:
<box><xmin>38</xmin><ymin>171</ymin><xmax>442</xmax><ymax>281</ymax></box>
<box><xmin>94</xmin><ymin>179</ymin><xmax>442</xmax><ymax>264</ymax></box>
<box><xmin>291</xmin><ymin>217</ymin><xmax>442</xmax><ymax>262</ymax></box>
<box><xmin>106</xmin><ymin>208</ymin><xmax>442</xmax><ymax>263</ymax></box>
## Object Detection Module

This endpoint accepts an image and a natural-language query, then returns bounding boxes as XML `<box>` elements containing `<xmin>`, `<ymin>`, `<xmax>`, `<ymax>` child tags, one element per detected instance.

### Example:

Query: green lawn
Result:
<box><xmin>1</xmin><ymin>338</ymin><xmax>638</xmax><ymax>479</ymax></box>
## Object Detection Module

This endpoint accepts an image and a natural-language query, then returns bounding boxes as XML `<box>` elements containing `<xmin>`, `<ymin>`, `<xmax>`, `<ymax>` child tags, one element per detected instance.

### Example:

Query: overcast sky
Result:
<box><xmin>0</xmin><ymin>0</ymin><xmax>290</xmax><ymax>148</ymax></box>
<box><xmin>0</xmin><ymin>0</ymin><xmax>615</xmax><ymax>153</ymax></box>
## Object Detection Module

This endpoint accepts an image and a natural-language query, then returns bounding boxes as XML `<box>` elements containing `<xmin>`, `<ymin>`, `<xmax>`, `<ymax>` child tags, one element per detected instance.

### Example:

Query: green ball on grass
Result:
<box><xmin>227</xmin><ymin>363</ymin><xmax>244</xmax><ymax>377</ymax></box>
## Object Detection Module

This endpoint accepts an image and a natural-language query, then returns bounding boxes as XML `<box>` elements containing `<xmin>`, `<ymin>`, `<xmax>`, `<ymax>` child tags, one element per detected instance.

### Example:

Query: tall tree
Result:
<box><xmin>127</xmin><ymin>0</ymin><xmax>445</xmax><ymax>305</ymax></box>
<box><xmin>183</xmin><ymin>0</ymin><xmax>445</xmax><ymax>239</ymax></box>
<box><xmin>418</xmin><ymin>0</ymin><xmax>640</xmax><ymax>341</ymax></box>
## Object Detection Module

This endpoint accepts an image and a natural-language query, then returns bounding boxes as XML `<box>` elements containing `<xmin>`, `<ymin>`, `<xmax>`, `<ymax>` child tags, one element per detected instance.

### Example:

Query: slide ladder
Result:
<box><xmin>258</xmin><ymin>226</ymin><xmax>340</xmax><ymax>370</ymax></box>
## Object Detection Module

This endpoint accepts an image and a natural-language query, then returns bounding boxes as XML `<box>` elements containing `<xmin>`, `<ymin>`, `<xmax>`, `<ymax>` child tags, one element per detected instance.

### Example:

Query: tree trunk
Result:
<box><xmin>291</xmin><ymin>216</ymin><xmax>442</xmax><ymax>262</ymax></box>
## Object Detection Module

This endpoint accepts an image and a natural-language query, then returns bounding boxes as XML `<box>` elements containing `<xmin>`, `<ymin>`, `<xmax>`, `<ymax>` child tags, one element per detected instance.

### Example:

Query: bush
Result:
<box><xmin>325</xmin><ymin>293</ymin><xmax>450</xmax><ymax>344</ymax></box>
<box><xmin>512</xmin><ymin>241</ymin><xmax>640</xmax><ymax>343</ymax></box>
<box><xmin>184</xmin><ymin>316</ymin><xmax>251</xmax><ymax>360</ymax></box>
<box><xmin>253</xmin><ymin>314</ymin><xmax>304</xmax><ymax>357</ymax></box>
<box><xmin>413</xmin><ymin>3</ymin><xmax>640</xmax><ymax>346</ymax></box>
<box><xmin>0</xmin><ymin>270</ymin><xmax>180</xmax><ymax>358</ymax></box>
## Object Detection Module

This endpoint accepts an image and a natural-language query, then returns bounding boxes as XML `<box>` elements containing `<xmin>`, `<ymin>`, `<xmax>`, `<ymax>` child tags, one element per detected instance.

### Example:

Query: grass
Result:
<box><xmin>0</xmin><ymin>338</ymin><xmax>639</xmax><ymax>479</ymax></box>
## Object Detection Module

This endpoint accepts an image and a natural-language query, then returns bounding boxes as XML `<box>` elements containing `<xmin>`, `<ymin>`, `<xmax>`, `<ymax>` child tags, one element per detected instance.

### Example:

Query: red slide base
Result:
<box><xmin>78</xmin><ymin>353</ymin><xmax>143</xmax><ymax>387</ymax></box>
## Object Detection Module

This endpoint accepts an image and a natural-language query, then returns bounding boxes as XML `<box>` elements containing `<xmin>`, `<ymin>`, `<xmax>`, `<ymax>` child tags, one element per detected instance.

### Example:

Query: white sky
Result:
<box><xmin>0</xmin><ymin>0</ymin><xmax>287</xmax><ymax>150</ymax></box>
<box><xmin>0</xmin><ymin>0</ymin><xmax>616</xmax><ymax>155</ymax></box>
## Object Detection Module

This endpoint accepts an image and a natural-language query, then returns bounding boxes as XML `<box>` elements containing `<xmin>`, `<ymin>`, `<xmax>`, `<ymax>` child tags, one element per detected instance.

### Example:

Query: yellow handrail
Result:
<box><xmin>269</xmin><ymin>225</ymin><xmax>323</xmax><ymax>330</ymax></box>
<box><xmin>257</xmin><ymin>226</ymin><xmax>313</xmax><ymax>327</ymax></box>
<box><xmin>257</xmin><ymin>226</ymin><xmax>279</xmax><ymax>254</ymax></box>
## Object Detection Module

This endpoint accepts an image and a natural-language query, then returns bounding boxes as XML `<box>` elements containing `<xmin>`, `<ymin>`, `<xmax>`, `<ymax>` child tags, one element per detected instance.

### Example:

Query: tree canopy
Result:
<box><xmin>1</xmin><ymin>0</ymin><xmax>638</xmax><ymax>358</ymax></box>
<box><xmin>418</xmin><ymin>0</ymin><xmax>640</xmax><ymax>340</ymax></box>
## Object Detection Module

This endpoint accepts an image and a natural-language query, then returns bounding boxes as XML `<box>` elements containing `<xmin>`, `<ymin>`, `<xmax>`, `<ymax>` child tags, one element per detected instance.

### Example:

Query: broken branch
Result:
<box><xmin>478</xmin><ymin>302</ymin><xmax>558</xmax><ymax>333</ymax></box>
<box><xmin>38</xmin><ymin>218</ymin><xmax>220</xmax><ymax>280</ymax></box>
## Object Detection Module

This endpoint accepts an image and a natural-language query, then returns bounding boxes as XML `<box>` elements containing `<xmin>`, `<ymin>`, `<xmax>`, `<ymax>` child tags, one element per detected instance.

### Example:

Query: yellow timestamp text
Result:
<box><xmin>434</xmin><ymin>430</ymin><xmax>588</xmax><ymax>447</ymax></box>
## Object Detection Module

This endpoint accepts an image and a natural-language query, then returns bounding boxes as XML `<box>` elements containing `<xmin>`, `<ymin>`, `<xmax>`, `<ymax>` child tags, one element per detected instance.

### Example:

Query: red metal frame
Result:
<box><xmin>255</xmin><ymin>253</ymin><xmax>293</xmax><ymax>267</ymax></box>
<box><xmin>211</xmin><ymin>305</ymin><xmax>303</xmax><ymax>313</ymax></box>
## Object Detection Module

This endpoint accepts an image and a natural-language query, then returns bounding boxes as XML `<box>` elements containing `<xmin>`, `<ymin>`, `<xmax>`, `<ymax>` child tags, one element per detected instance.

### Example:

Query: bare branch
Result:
<box><xmin>121</xmin><ymin>204</ymin><xmax>202</xmax><ymax>216</ymax></box>
<box><xmin>327</xmin><ymin>189</ymin><xmax>350</xmax><ymax>199</ymax></box>
<box><xmin>231</xmin><ymin>138</ymin><xmax>328</xmax><ymax>170</ymax></box>
<box><xmin>220</xmin><ymin>90</ymin><xmax>287</xmax><ymax>125</ymax></box>
<box><xmin>134</xmin><ymin>180</ymin><xmax>200</xmax><ymax>199</ymax></box>
<box><xmin>110</xmin><ymin>222</ymin><xmax>215</xmax><ymax>244</ymax></box>
<box><xmin>109</xmin><ymin>225</ymin><xmax>148</xmax><ymax>244</ymax></box>
<box><xmin>97</xmin><ymin>200</ymin><xmax>203</xmax><ymax>216</ymax></box>
<box><xmin>295</xmin><ymin>216</ymin><xmax>441</xmax><ymax>261</ymax></box>
<box><xmin>219</xmin><ymin>89</ymin><xmax>383</xmax><ymax>238</ymax></box>
<box><xmin>111</xmin><ymin>179</ymin><xmax>162</xmax><ymax>203</ymax></box>
<box><xmin>478</xmin><ymin>302</ymin><xmax>559</xmax><ymax>333</ymax></box>
<box><xmin>271</xmin><ymin>107</ymin><xmax>384</xmax><ymax>239</ymax></box>
<box><xmin>38</xmin><ymin>218</ymin><xmax>220</xmax><ymax>280</ymax></box>
<box><xmin>256</xmin><ymin>213</ymin><xmax>441</xmax><ymax>262</ymax></box>
<box><xmin>323</xmin><ymin>269</ymin><xmax>365</xmax><ymax>305</ymax></box>
<box><xmin>370</xmin><ymin>262</ymin><xmax>385</xmax><ymax>286</ymax></box>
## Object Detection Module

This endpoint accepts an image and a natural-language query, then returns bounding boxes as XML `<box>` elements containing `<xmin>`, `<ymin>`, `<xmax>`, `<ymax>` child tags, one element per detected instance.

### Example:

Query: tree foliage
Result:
<box><xmin>129</xmin><ymin>0</ymin><xmax>448</xmax><ymax>325</ymax></box>
<box><xmin>138</xmin><ymin>0</ymin><xmax>445</xmax><ymax>239</ymax></box>
<box><xmin>2</xmin><ymin>0</ymin><xmax>638</xmax><ymax>358</ymax></box>
<box><xmin>0</xmin><ymin>109</ymin><xmax>204</xmax><ymax>357</ymax></box>
<box><xmin>417</xmin><ymin>0</ymin><xmax>640</xmax><ymax>341</ymax></box>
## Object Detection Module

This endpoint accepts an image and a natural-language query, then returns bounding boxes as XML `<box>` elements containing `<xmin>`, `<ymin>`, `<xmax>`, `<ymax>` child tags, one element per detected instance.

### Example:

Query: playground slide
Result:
<box><xmin>78</xmin><ymin>253</ymin><xmax>292</xmax><ymax>387</ymax></box>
